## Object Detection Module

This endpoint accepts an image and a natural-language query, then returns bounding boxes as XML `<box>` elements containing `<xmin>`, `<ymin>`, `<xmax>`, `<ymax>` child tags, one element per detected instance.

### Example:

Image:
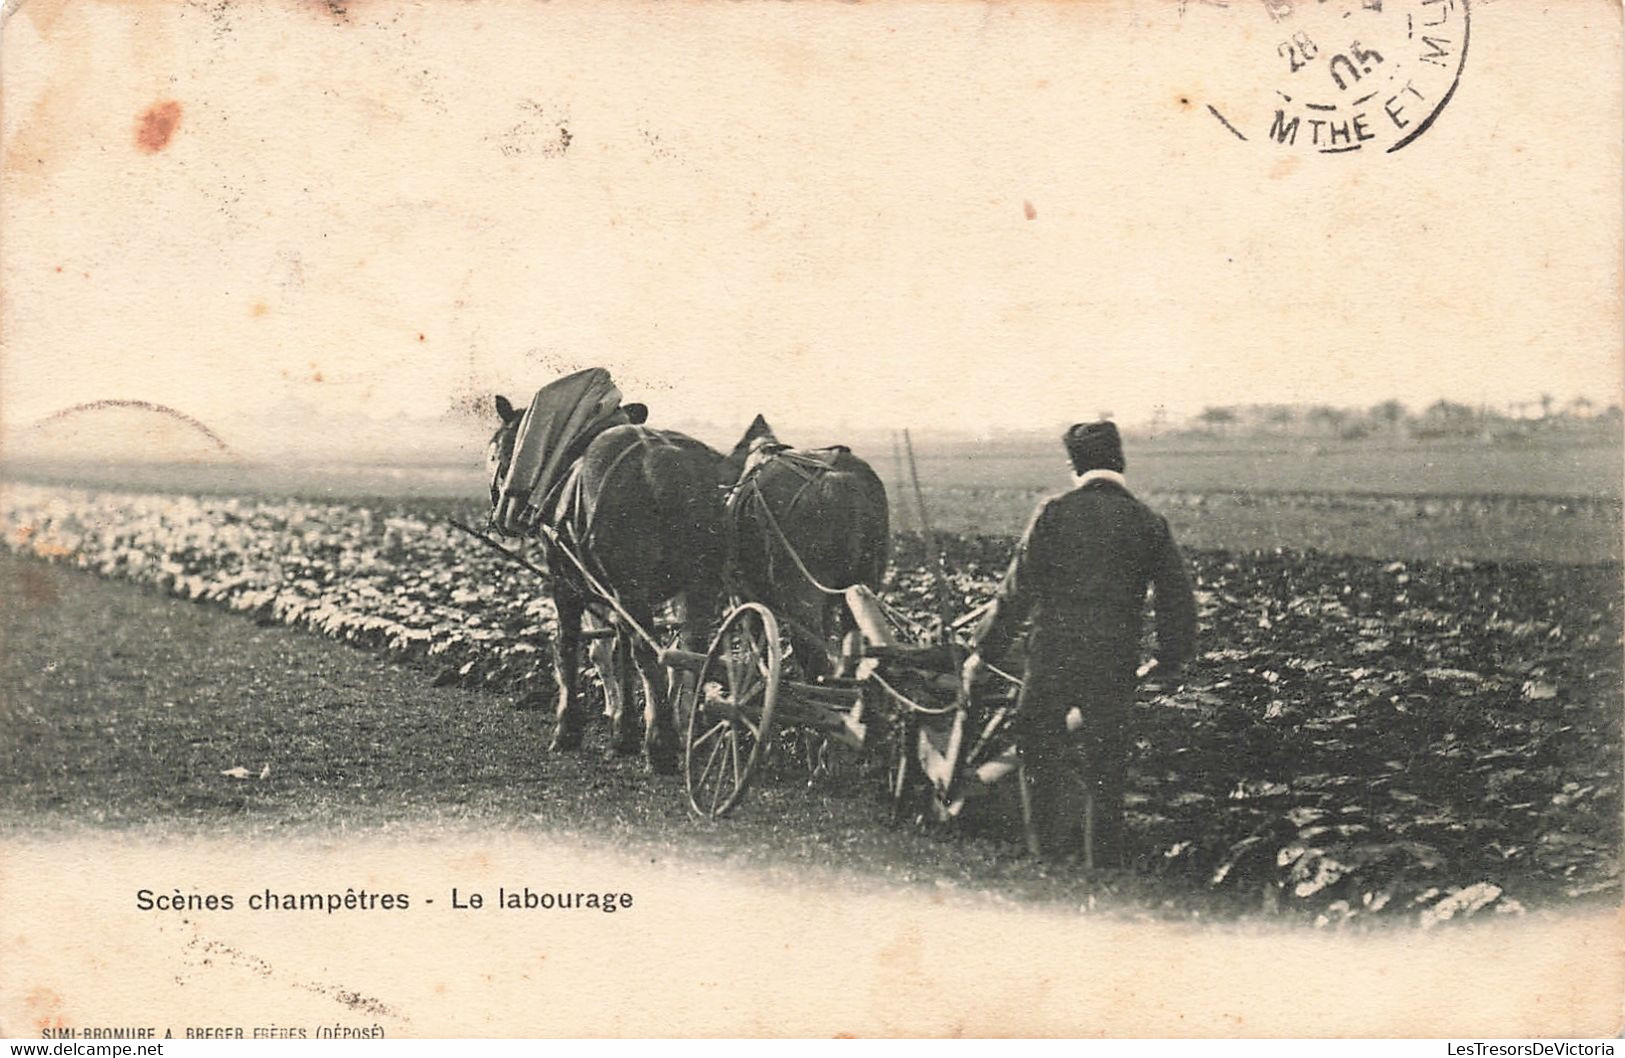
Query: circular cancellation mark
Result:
<box><xmin>1193</xmin><ymin>0</ymin><xmax>1470</xmax><ymax>155</ymax></box>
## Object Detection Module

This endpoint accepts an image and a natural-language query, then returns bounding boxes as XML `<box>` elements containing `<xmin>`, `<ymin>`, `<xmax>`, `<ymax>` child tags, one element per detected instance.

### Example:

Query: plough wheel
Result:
<box><xmin>686</xmin><ymin>602</ymin><xmax>781</xmax><ymax>817</ymax></box>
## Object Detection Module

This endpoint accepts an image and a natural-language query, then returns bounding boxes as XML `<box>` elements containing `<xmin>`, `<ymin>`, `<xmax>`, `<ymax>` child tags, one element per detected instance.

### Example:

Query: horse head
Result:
<box><xmin>727</xmin><ymin>413</ymin><xmax>786</xmax><ymax>479</ymax></box>
<box><xmin>486</xmin><ymin>394</ymin><xmax>525</xmax><ymax>511</ymax></box>
<box><xmin>487</xmin><ymin>391</ymin><xmax>652</xmax><ymax>526</ymax></box>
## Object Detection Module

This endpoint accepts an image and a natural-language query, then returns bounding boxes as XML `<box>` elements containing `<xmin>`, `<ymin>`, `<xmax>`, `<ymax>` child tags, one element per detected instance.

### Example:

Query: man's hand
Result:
<box><xmin>960</xmin><ymin>652</ymin><xmax>986</xmax><ymax>701</ymax></box>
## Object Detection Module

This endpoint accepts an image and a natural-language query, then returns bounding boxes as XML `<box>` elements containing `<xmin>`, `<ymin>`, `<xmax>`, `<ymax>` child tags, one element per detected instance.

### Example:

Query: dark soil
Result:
<box><xmin>0</xmin><ymin>553</ymin><xmax>1261</xmax><ymax>925</ymax></box>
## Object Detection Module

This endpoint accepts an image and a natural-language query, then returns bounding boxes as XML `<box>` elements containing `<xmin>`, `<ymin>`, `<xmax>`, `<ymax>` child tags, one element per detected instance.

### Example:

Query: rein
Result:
<box><xmin>728</xmin><ymin>445</ymin><xmax>850</xmax><ymax>600</ymax></box>
<box><xmin>739</xmin><ymin>480</ymin><xmax>846</xmax><ymax>598</ymax></box>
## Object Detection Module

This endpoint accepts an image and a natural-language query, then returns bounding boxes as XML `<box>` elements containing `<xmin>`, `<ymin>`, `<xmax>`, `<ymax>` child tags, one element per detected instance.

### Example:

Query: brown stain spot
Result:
<box><xmin>876</xmin><ymin>924</ymin><xmax>923</xmax><ymax>971</ymax></box>
<box><xmin>26</xmin><ymin>987</ymin><xmax>66</xmax><ymax>1031</ymax></box>
<box><xmin>312</xmin><ymin>372</ymin><xmax>325</xmax><ymax>383</ymax></box>
<box><xmin>250</xmin><ymin>301</ymin><xmax>268</xmax><ymax>317</ymax></box>
<box><xmin>5</xmin><ymin>5</ymin><xmax>93</xmax><ymax>193</ymax></box>
<box><xmin>135</xmin><ymin>101</ymin><xmax>183</xmax><ymax>154</ymax></box>
<box><xmin>1269</xmin><ymin>156</ymin><xmax>1302</xmax><ymax>180</ymax></box>
<box><xmin>53</xmin><ymin>265</ymin><xmax>63</xmax><ymax>273</ymax></box>
<box><xmin>1178</xmin><ymin>95</ymin><xmax>1192</xmax><ymax>108</ymax></box>
<box><xmin>417</xmin><ymin>333</ymin><xmax>426</xmax><ymax>342</ymax></box>
<box><xmin>20</xmin><ymin>0</ymin><xmax>74</xmax><ymax>35</ymax></box>
<box><xmin>1035</xmin><ymin>78</ymin><xmax>1050</xmax><ymax>89</ymax></box>
<box><xmin>1023</xmin><ymin>200</ymin><xmax>1037</xmax><ymax>221</ymax></box>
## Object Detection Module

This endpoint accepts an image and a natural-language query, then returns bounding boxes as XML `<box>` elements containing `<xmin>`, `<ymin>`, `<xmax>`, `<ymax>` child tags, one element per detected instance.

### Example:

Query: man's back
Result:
<box><xmin>1031</xmin><ymin>481</ymin><xmax>1177</xmax><ymax>633</ymax></box>
<box><xmin>966</xmin><ymin>420</ymin><xmax>1199</xmax><ymax>867</ymax></box>
<box><xmin>975</xmin><ymin>476</ymin><xmax>1196</xmax><ymax>673</ymax></box>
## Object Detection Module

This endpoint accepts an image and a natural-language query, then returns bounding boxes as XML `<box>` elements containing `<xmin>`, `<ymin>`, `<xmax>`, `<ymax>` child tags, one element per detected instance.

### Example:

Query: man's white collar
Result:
<box><xmin>1073</xmin><ymin>469</ymin><xmax>1128</xmax><ymax>489</ymax></box>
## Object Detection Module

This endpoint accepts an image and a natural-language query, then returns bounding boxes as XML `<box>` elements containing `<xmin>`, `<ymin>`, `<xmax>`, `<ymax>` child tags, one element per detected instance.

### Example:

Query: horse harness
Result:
<box><xmin>538</xmin><ymin>426</ymin><xmax>684</xmax><ymax>606</ymax></box>
<box><xmin>727</xmin><ymin>445</ymin><xmax>853</xmax><ymax>600</ymax></box>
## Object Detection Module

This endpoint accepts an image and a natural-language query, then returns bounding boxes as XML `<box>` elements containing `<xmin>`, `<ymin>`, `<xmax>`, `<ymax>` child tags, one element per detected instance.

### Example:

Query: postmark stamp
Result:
<box><xmin>1193</xmin><ymin>0</ymin><xmax>1471</xmax><ymax>155</ymax></box>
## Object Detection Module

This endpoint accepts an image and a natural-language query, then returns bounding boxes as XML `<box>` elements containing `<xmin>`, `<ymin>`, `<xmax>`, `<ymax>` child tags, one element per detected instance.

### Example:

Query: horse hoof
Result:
<box><xmin>644</xmin><ymin>751</ymin><xmax>678</xmax><ymax>776</ymax></box>
<box><xmin>549</xmin><ymin>729</ymin><xmax>583</xmax><ymax>753</ymax></box>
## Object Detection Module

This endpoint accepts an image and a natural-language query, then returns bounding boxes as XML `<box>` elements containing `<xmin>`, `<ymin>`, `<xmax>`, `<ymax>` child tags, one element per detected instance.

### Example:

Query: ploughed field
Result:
<box><xmin>0</xmin><ymin>482</ymin><xmax>1619</xmax><ymax>928</ymax></box>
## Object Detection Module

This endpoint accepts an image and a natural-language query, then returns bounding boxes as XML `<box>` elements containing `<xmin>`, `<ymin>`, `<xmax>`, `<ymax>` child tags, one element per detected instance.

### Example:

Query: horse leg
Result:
<box><xmin>787</xmin><ymin>585</ymin><xmax>832</xmax><ymax>680</ymax></box>
<box><xmin>664</xmin><ymin>589</ymin><xmax>718</xmax><ymax>773</ymax></box>
<box><xmin>600</xmin><ymin>628</ymin><xmax>641</xmax><ymax>757</ymax></box>
<box><xmin>583</xmin><ymin>613</ymin><xmax>616</xmax><ymax>723</ymax></box>
<box><xmin>677</xmin><ymin>588</ymin><xmax>719</xmax><ymax>697</ymax></box>
<box><xmin>787</xmin><ymin>586</ymin><xmax>845</xmax><ymax>778</ymax></box>
<box><xmin>549</xmin><ymin>585</ymin><xmax>587</xmax><ymax>753</ymax></box>
<box><xmin>624</xmin><ymin>603</ymin><xmax>677</xmax><ymax>775</ymax></box>
<box><xmin>830</xmin><ymin>589</ymin><xmax>864</xmax><ymax>679</ymax></box>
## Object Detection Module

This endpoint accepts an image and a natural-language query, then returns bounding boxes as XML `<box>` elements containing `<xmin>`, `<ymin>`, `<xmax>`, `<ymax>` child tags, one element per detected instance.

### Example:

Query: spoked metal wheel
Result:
<box><xmin>686</xmin><ymin>602</ymin><xmax>782</xmax><ymax>817</ymax></box>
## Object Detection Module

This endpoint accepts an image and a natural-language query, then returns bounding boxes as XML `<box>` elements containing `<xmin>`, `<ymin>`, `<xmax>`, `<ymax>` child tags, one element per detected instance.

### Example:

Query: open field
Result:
<box><xmin>1</xmin><ymin>482</ymin><xmax>1618</xmax><ymax>927</ymax></box>
<box><xmin>918</xmin><ymin>487</ymin><xmax>1622</xmax><ymax>563</ymax></box>
<box><xmin>6</xmin><ymin>436</ymin><xmax>1619</xmax><ymax>562</ymax></box>
<box><xmin>906</xmin><ymin>437</ymin><xmax>1623</xmax><ymax>497</ymax></box>
<box><xmin>855</xmin><ymin>436</ymin><xmax>1624</xmax><ymax>556</ymax></box>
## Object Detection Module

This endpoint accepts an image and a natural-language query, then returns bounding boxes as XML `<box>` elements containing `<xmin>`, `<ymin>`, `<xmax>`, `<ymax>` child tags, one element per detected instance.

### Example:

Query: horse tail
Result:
<box><xmin>810</xmin><ymin>462</ymin><xmax>888</xmax><ymax>654</ymax></box>
<box><xmin>855</xmin><ymin>464</ymin><xmax>891</xmax><ymax>590</ymax></box>
<box><xmin>801</xmin><ymin>460</ymin><xmax>890</xmax><ymax>592</ymax></box>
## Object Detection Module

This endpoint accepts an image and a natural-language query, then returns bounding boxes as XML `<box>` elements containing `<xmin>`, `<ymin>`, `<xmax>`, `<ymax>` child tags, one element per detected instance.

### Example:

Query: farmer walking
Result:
<box><xmin>962</xmin><ymin>421</ymin><xmax>1197</xmax><ymax>868</ymax></box>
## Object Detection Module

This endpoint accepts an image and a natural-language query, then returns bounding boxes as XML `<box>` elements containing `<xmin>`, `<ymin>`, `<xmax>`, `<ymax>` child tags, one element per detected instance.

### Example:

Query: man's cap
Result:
<box><xmin>1064</xmin><ymin>420</ymin><xmax>1125</xmax><ymax>474</ymax></box>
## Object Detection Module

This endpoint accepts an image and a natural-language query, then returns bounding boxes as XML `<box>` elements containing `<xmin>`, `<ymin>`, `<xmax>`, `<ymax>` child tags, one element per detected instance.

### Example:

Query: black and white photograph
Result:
<box><xmin>0</xmin><ymin>0</ymin><xmax>1620</xmax><ymax>1039</ymax></box>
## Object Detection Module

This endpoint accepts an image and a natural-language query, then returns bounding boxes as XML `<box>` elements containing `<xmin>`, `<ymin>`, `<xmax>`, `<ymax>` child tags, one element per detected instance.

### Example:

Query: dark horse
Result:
<box><xmin>724</xmin><ymin>415</ymin><xmax>890</xmax><ymax>675</ymax></box>
<box><xmin>489</xmin><ymin>395</ymin><xmax>728</xmax><ymax>772</ymax></box>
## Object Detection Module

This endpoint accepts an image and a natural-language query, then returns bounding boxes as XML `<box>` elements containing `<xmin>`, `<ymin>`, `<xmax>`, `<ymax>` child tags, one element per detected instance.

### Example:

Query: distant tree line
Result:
<box><xmin>1175</xmin><ymin>396</ymin><xmax>1623</xmax><ymax>442</ymax></box>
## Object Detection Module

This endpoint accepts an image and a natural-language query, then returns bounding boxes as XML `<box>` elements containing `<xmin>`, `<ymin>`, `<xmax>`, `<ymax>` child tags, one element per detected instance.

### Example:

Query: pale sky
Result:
<box><xmin>2</xmin><ymin>0</ymin><xmax>1620</xmax><ymax>448</ymax></box>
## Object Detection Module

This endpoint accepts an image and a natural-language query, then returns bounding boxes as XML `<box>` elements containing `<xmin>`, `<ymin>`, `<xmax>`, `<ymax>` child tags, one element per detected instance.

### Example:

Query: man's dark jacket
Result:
<box><xmin>975</xmin><ymin>475</ymin><xmax>1198</xmax><ymax>861</ymax></box>
<box><xmin>976</xmin><ymin>476</ymin><xmax>1197</xmax><ymax>695</ymax></box>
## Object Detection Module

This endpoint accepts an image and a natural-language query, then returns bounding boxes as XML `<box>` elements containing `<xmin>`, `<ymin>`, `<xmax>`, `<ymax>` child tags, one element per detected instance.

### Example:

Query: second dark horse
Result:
<box><xmin>489</xmin><ymin>395</ymin><xmax>728</xmax><ymax>773</ymax></box>
<box><xmin>725</xmin><ymin>415</ymin><xmax>890</xmax><ymax>676</ymax></box>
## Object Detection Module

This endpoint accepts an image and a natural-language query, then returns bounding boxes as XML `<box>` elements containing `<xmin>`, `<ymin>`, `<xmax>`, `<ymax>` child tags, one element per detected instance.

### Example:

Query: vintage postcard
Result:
<box><xmin>1</xmin><ymin>0</ymin><xmax>1621</xmax><ymax>1040</ymax></box>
